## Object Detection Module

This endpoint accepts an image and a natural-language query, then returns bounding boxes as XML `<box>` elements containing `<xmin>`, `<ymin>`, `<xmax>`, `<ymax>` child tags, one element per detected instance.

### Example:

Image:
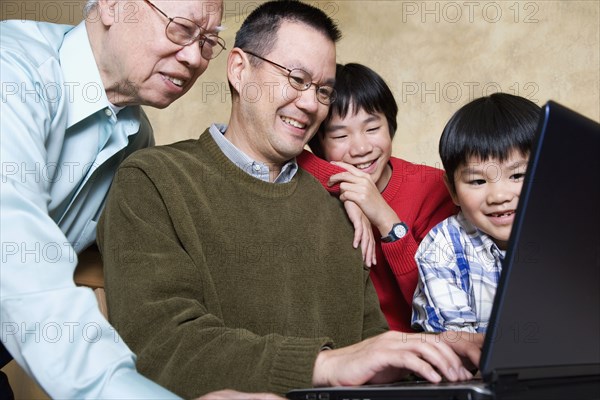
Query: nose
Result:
<box><xmin>486</xmin><ymin>182</ymin><xmax>514</xmax><ymax>205</ymax></box>
<box><xmin>294</xmin><ymin>86</ymin><xmax>320</xmax><ymax>114</ymax></box>
<box><xmin>175</xmin><ymin>42</ymin><xmax>206</xmax><ymax>70</ymax></box>
<box><xmin>349</xmin><ymin>133</ymin><xmax>374</xmax><ymax>157</ymax></box>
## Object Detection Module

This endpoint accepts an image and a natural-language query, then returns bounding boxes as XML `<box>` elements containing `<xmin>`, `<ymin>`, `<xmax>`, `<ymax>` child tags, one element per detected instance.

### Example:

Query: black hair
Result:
<box><xmin>439</xmin><ymin>93</ymin><xmax>541</xmax><ymax>193</ymax></box>
<box><xmin>234</xmin><ymin>0</ymin><xmax>341</xmax><ymax>59</ymax></box>
<box><xmin>308</xmin><ymin>63</ymin><xmax>398</xmax><ymax>158</ymax></box>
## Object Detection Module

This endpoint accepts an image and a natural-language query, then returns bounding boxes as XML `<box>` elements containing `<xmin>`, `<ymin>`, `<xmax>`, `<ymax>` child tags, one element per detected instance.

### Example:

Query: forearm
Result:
<box><xmin>0</xmin><ymin>161</ymin><xmax>173</xmax><ymax>398</ymax></box>
<box><xmin>104</xmin><ymin>268</ymin><xmax>329</xmax><ymax>396</ymax></box>
<box><xmin>103</xmin><ymin>243</ymin><xmax>330</xmax><ymax>396</ymax></box>
<box><xmin>413</xmin><ymin>263</ymin><xmax>478</xmax><ymax>332</ymax></box>
<box><xmin>380</xmin><ymin>235</ymin><xmax>420</xmax><ymax>305</ymax></box>
<box><xmin>1</xmin><ymin>276</ymin><xmax>175</xmax><ymax>399</ymax></box>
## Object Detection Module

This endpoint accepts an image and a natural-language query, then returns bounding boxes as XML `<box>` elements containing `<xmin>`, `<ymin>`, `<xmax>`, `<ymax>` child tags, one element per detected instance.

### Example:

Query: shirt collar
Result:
<box><xmin>208</xmin><ymin>124</ymin><xmax>298</xmax><ymax>183</ymax></box>
<box><xmin>59</xmin><ymin>22</ymin><xmax>112</xmax><ymax>128</ymax></box>
<box><xmin>456</xmin><ymin>212</ymin><xmax>505</xmax><ymax>259</ymax></box>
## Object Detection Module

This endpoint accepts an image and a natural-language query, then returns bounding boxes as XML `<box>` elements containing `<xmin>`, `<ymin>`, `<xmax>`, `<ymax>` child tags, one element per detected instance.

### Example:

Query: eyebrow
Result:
<box><xmin>459</xmin><ymin>158</ymin><xmax>529</xmax><ymax>177</ymax></box>
<box><xmin>286</xmin><ymin>61</ymin><xmax>335</xmax><ymax>86</ymax></box>
<box><xmin>325</xmin><ymin>124</ymin><xmax>348</xmax><ymax>133</ymax></box>
<box><xmin>459</xmin><ymin>166</ymin><xmax>484</xmax><ymax>177</ymax></box>
<box><xmin>508</xmin><ymin>159</ymin><xmax>529</xmax><ymax>169</ymax></box>
<box><xmin>321</xmin><ymin>76</ymin><xmax>336</xmax><ymax>86</ymax></box>
<box><xmin>306</xmin><ymin>70</ymin><xmax>335</xmax><ymax>86</ymax></box>
<box><xmin>188</xmin><ymin>13</ymin><xmax>223</xmax><ymax>34</ymax></box>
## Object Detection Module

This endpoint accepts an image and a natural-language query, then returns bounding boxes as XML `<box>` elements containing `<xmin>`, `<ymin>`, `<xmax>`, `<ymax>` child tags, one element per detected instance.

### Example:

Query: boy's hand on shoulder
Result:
<box><xmin>328</xmin><ymin>161</ymin><xmax>397</xmax><ymax>232</ymax></box>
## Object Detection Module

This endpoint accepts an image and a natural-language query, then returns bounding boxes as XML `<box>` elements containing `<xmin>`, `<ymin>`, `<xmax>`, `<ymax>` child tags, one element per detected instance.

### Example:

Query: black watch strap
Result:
<box><xmin>381</xmin><ymin>222</ymin><xmax>409</xmax><ymax>243</ymax></box>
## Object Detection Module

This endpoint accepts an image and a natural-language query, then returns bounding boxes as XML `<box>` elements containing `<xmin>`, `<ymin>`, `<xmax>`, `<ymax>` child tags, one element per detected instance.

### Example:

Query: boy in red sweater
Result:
<box><xmin>298</xmin><ymin>63</ymin><xmax>456</xmax><ymax>331</ymax></box>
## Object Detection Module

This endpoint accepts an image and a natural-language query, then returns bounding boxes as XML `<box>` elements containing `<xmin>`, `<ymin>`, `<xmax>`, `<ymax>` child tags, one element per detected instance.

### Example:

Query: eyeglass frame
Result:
<box><xmin>143</xmin><ymin>0</ymin><xmax>226</xmax><ymax>60</ymax></box>
<box><xmin>243</xmin><ymin>50</ymin><xmax>337</xmax><ymax>105</ymax></box>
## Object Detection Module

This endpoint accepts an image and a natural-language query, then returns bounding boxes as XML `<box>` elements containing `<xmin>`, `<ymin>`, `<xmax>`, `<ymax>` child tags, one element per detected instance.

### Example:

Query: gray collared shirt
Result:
<box><xmin>208</xmin><ymin>123</ymin><xmax>299</xmax><ymax>183</ymax></box>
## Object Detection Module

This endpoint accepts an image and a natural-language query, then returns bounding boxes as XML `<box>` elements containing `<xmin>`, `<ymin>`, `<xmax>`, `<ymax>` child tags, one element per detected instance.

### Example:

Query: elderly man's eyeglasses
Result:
<box><xmin>243</xmin><ymin>50</ymin><xmax>336</xmax><ymax>105</ymax></box>
<box><xmin>143</xmin><ymin>0</ymin><xmax>226</xmax><ymax>60</ymax></box>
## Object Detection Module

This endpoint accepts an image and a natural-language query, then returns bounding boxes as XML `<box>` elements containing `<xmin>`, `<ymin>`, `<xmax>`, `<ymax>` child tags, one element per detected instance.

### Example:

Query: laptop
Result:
<box><xmin>287</xmin><ymin>101</ymin><xmax>600</xmax><ymax>400</ymax></box>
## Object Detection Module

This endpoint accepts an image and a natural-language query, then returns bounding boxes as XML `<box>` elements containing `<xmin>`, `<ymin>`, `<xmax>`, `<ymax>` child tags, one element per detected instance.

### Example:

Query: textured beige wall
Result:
<box><xmin>1</xmin><ymin>0</ymin><xmax>599</xmax><ymax>398</ymax></box>
<box><xmin>153</xmin><ymin>0</ymin><xmax>600</xmax><ymax>168</ymax></box>
<box><xmin>2</xmin><ymin>1</ymin><xmax>599</xmax><ymax>167</ymax></box>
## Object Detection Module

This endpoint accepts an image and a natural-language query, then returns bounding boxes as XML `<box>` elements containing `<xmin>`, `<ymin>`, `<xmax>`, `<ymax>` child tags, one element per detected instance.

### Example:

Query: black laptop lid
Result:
<box><xmin>480</xmin><ymin>101</ymin><xmax>600</xmax><ymax>382</ymax></box>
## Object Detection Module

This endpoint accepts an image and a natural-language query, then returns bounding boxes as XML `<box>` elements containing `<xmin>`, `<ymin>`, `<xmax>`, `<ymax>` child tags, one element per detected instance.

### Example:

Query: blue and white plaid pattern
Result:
<box><xmin>411</xmin><ymin>212</ymin><xmax>504</xmax><ymax>333</ymax></box>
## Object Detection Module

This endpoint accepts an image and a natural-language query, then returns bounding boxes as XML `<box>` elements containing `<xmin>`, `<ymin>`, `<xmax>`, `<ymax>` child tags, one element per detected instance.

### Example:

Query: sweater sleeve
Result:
<box><xmin>297</xmin><ymin>149</ymin><xmax>345</xmax><ymax>194</ymax></box>
<box><xmin>361</xmin><ymin>270</ymin><xmax>391</xmax><ymax>339</ymax></box>
<box><xmin>380</xmin><ymin>238</ymin><xmax>420</xmax><ymax>309</ymax></box>
<box><xmin>97</xmin><ymin>166</ymin><xmax>331</xmax><ymax>397</ymax></box>
<box><xmin>380</xmin><ymin>167</ymin><xmax>458</xmax><ymax>310</ymax></box>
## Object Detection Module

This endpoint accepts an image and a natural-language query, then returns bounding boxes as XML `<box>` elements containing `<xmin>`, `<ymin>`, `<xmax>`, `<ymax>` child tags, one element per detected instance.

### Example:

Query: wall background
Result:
<box><xmin>1</xmin><ymin>0</ymin><xmax>599</xmax><ymax>398</ymax></box>
<box><xmin>1</xmin><ymin>0</ymin><xmax>599</xmax><ymax>167</ymax></box>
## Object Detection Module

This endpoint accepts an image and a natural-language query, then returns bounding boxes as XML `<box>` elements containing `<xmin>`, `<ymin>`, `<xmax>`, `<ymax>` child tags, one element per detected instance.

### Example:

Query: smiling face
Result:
<box><xmin>448</xmin><ymin>149</ymin><xmax>529</xmax><ymax>250</ymax></box>
<box><xmin>97</xmin><ymin>0</ymin><xmax>223</xmax><ymax>108</ymax></box>
<box><xmin>320</xmin><ymin>106</ymin><xmax>393</xmax><ymax>192</ymax></box>
<box><xmin>227</xmin><ymin>20</ymin><xmax>336</xmax><ymax>168</ymax></box>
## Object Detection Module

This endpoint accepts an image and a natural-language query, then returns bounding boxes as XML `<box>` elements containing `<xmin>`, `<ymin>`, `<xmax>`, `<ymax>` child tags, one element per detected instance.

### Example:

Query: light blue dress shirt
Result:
<box><xmin>1</xmin><ymin>20</ymin><xmax>179</xmax><ymax>398</ymax></box>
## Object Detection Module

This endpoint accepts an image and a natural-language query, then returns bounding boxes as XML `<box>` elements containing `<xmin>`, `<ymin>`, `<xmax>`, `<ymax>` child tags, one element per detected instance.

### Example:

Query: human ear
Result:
<box><xmin>96</xmin><ymin>0</ymin><xmax>119</xmax><ymax>27</ymax></box>
<box><xmin>227</xmin><ymin>48</ymin><xmax>249</xmax><ymax>97</ymax></box>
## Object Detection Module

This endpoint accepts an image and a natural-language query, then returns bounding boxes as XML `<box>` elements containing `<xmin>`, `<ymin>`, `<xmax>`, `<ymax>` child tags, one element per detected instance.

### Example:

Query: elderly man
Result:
<box><xmin>0</xmin><ymin>0</ymin><xmax>263</xmax><ymax>398</ymax></box>
<box><xmin>98</xmin><ymin>1</ymin><xmax>482</xmax><ymax>398</ymax></box>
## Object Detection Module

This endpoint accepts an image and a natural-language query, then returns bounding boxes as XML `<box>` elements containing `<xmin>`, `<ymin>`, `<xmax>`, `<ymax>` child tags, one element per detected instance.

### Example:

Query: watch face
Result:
<box><xmin>393</xmin><ymin>223</ymin><xmax>408</xmax><ymax>238</ymax></box>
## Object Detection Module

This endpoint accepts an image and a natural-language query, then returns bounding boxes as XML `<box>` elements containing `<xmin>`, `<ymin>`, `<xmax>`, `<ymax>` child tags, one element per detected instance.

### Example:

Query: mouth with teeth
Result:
<box><xmin>162</xmin><ymin>74</ymin><xmax>185</xmax><ymax>88</ymax></box>
<box><xmin>488</xmin><ymin>210</ymin><xmax>515</xmax><ymax>218</ymax></box>
<box><xmin>354</xmin><ymin>161</ymin><xmax>374</xmax><ymax>170</ymax></box>
<box><xmin>281</xmin><ymin>116</ymin><xmax>307</xmax><ymax>130</ymax></box>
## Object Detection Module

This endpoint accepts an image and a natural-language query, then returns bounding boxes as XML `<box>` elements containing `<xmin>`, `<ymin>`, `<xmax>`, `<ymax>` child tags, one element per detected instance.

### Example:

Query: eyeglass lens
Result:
<box><xmin>288</xmin><ymin>70</ymin><xmax>335</xmax><ymax>104</ymax></box>
<box><xmin>166</xmin><ymin>17</ymin><xmax>224</xmax><ymax>59</ymax></box>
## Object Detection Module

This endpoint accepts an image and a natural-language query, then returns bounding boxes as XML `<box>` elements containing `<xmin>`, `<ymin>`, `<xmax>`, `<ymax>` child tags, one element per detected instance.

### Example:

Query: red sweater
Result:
<box><xmin>298</xmin><ymin>150</ymin><xmax>457</xmax><ymax>331</ymax></box>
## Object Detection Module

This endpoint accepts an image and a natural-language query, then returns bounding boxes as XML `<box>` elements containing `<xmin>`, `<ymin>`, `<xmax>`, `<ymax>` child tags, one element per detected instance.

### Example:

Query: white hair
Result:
<box><xmin>83</xmin><ymin>0</ymin><xmax>99</xmax><ymax>16</ymax></box>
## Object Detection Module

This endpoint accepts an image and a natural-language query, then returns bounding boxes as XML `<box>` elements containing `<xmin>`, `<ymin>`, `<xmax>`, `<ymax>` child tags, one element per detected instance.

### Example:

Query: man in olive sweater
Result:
<box><xmin>97</xmin><ymin>1</ymin><xmax>481</xmax><ymax>398</ymax></box>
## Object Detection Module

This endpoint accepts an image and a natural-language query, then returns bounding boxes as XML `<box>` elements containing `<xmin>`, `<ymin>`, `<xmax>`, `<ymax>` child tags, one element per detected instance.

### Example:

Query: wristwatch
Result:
<box><xmin>381</xmin><ymin>222</ymin><xmax>409</xmax><ymax>243</ymax></box>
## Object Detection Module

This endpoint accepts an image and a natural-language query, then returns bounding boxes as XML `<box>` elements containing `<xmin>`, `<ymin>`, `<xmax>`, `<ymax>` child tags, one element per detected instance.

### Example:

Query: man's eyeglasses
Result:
<box><xmin>243</xmin><ymin>50</ymin><xmax>336</xmax><ymax>105</ymax></box>
<box><xmin>143</xmin><ymin>0</ymin><xmax>226</xmax><ymax>60</ymax></box>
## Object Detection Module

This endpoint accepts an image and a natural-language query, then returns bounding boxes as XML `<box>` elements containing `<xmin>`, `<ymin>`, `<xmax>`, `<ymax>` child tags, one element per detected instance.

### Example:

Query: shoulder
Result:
<box><xmin>424</xmin><ymin>215</ymin><xmax>461</xmax><ymax>240</ymax></box>
<box><xmin>297</xmin><ymin>169</ymin><xmax>343</xmax><ymax>201</ymax></box>
<box><xmin>417</xmin><ymin>215</ymin><xmax>466</xmax><ymax>253</ymax></box>
<box><xmin>420</xmin><ymin>213</ymin><xmax>492</xmax><ymax>256</ymax></box>
<box><xmin>1</xmin><ymin>21</ymin><xmax>73</xmax><ymax>67</ymax></box>
<box><xmin>296</xmin><ymin>169</ymin><xmax>352</xmax><ymax>217</ymax></box>
<box><xmin>121</xmin><ymin>137</ymin><xmax>203</xmax><ymax>172</ymax></box>
<box><xmin>390</xmin><ymin>157</ymin><xmax>443</xmax><ymax>173</ymax></box>
<box><xmin>415</xmin><ymin>216</ymin><xmax>475</xmax><ymax>273</ymax></box>
<box><xmin>390</xmin><ymin>157</ymin><xmax>445</xmax><ymax>184</ymax></box>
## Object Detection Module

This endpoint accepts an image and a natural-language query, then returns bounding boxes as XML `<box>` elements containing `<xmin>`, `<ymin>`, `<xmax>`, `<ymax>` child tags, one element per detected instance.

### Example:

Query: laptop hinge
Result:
<box><xmin>490</xmin><ymin>372</ymin><xmax>526</xmax><ymax>395</ymax></box>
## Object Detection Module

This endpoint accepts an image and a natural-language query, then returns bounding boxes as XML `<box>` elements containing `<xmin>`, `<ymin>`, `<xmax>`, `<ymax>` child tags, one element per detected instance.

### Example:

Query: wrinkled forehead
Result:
<box><xmin>159</xmin><ymin>0</ymin><xmax>223</xmax><ymax>31</ymax></box>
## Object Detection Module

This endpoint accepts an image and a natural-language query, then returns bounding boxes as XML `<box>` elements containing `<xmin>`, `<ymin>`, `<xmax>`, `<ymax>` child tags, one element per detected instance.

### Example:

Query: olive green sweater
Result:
<box><xmin>97</xmin><ymin>130</ymin><xmax>388</xmax><ymax>397</ymax></box>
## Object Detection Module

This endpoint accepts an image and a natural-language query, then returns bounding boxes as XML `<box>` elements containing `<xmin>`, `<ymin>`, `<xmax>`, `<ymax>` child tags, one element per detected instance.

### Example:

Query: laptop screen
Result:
<box><xmin>480</xmin><ymin>101</ymin><xmax>600</xmax><ymax>381</ymax></box>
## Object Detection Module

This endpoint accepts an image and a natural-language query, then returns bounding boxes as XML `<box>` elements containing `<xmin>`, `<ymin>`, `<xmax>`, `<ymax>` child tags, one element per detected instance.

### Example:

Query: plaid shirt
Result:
<box><xmin>411</xmin><ymin>212</ymin><xmax>504</xmax><ymax>333</ymax></box>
